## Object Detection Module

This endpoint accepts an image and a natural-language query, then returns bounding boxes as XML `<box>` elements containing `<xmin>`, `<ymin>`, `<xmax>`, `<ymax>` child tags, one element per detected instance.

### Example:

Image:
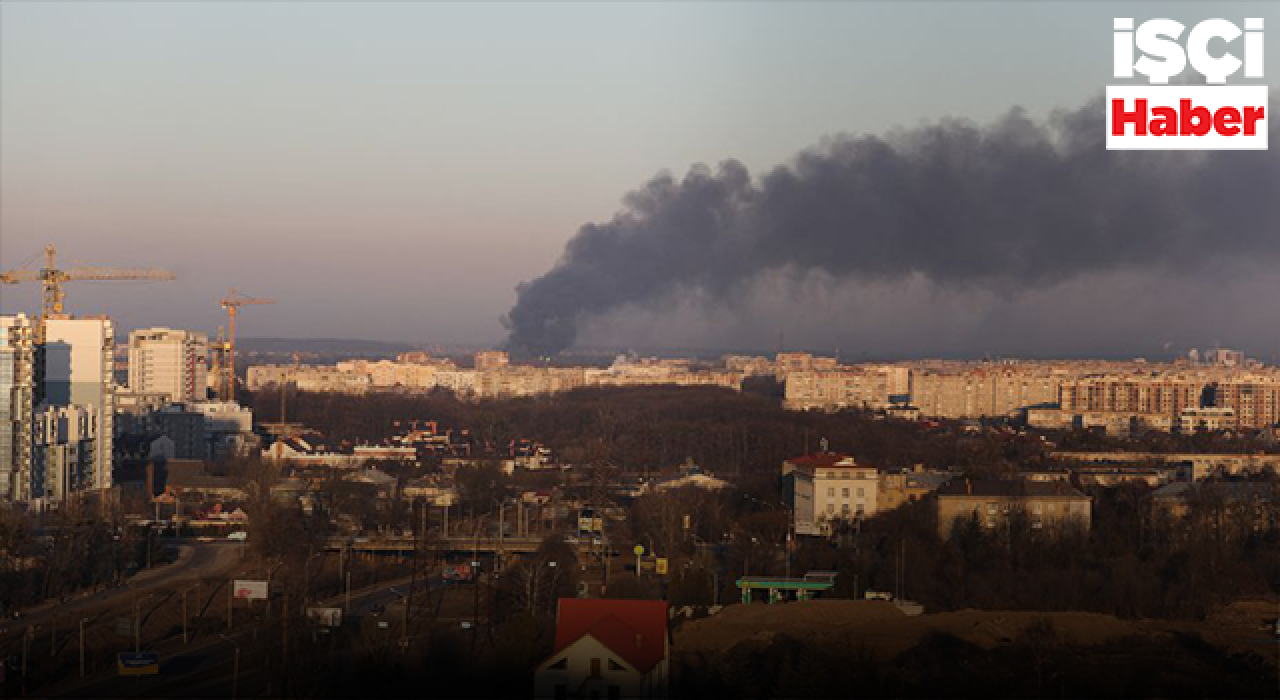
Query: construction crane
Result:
<box><xmin>220</xmin><ymin>289</ymin><xmax>275</xmax><ymax>403</ymax></box>
<box><xmin>1</xmin><ymin>244</ymin><xmax>176</xmax><ymax>341</ymax></box>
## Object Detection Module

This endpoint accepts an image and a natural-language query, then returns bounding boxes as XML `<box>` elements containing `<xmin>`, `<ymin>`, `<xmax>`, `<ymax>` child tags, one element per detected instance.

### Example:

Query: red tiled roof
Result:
<box><xmin>554</xmin><ymin>599</ymin><xmax>668</xmax><ymax>674</ymax></box>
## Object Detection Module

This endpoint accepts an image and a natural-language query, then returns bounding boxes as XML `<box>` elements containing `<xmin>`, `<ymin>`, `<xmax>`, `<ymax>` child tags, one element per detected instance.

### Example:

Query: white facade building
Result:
<box><xmin>36</xmin><ymin>317</ymin><xmax>114</xmax><ymax>498</ymax></box>
<box><xmin>783</xmin><ymin>452</ymin><xmax>880</xmax><ymax>535</ymax></box>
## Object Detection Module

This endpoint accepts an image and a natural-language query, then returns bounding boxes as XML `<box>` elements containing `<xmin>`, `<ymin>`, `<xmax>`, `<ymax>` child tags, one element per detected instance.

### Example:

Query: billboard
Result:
<box><xmin>233</xmin><ymin>579</ymin><xmax>268</xmax><ymax>600</ymax></box>
<box><xmin>307</xmin><ymin>607</ymin><xmax>343</xmax><ymax>627</ymax></box>
<box><xmin>118</xmin><ymin>652</ymin><xmax>160</xmax><ymax>676</ymax></box>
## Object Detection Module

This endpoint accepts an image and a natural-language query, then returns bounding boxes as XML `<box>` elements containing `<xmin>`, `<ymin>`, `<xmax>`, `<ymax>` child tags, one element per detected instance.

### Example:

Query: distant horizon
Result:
<box><xmin>5</xmin><ymin>2</ymin><xmax>1279</xmax><ymax>357</ymax></box>
<box><xmin>215</xmin><ymin>334</ymin><xmax>1275</xmax><ymax>366</ymax></box>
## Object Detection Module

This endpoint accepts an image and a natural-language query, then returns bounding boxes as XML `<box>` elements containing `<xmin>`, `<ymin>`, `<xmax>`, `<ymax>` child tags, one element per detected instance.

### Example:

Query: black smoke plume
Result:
<box><xmin>504</xmin><ymin>98</ymin><xmax>1278</xmax><ymax>357</ymax></box>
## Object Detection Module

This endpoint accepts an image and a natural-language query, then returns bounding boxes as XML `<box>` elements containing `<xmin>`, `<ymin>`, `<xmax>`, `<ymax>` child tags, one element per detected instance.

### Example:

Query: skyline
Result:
<box><xmin>4</xmin><ymin>2</ymin><xmax>1279</xmax><ymax>358</ymax></box>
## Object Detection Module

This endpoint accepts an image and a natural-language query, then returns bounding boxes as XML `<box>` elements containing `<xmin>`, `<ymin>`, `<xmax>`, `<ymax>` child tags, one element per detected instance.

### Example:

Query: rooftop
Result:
<box><xmin>554</xmin><ymin>598</ymin><xmax>669</xmax><ymax>674</ymax></box>
<box><xmin>937</xmin><ymin>479</ymin><xmax>1088</xmax><ymax>500</ymax></box>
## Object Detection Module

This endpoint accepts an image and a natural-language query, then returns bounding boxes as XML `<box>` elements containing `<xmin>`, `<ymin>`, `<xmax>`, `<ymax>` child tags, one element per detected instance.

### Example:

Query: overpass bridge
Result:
<box><xmin>325</xmin><ymin>535</ymin><xmax>547</xmax><ymax>556</ymax></box>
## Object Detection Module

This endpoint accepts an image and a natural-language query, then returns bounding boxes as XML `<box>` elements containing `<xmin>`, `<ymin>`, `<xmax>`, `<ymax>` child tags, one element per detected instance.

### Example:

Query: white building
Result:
<box><xmin>128</xmin><ymin>327</ymin><xmax>209</xmax><ymax>402</ymax></box>
<box><xmin>783</xmin><ymin>452</ymin><xmax>880</xmax><ymax>535</ymax></box>
<box><xmin>0</xmin><ymin>315</ymin><xmax>35</xmax><ymax>501</ymax></box>
<box><xmin>36</xmin><ymin>317</ymin><xmax>115</xmax><ymax>498</ymax></box>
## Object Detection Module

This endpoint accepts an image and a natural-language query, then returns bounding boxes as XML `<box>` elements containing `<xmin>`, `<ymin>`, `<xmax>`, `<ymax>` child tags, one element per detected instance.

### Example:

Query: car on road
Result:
<box><xmin>226</xmin><ymin>531</ymin><xmax>248</xmax><ymax>541</ymax></box>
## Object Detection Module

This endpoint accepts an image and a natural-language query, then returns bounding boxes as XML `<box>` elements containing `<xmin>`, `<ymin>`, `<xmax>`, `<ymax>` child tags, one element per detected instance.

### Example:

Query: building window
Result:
<box><xmin>842</xmin><ymin>487</ymin><xmax>850</xmax><ymax>498</ymax></box>
<box><xmin>828</xmin><ymin>487</ymin><xmax>835</xmax><ymax>497</ymax></box>
<box><xmin>590</xmin><ymin>658</ymin><xmax>602</xmax><ymax>679</ymax></box>
<box><xmin>827</xmin><ymin>503</ymin><xmax>835</xmax><ymax>514</ymax></box>
<box><xmin>842</xmin><ymin>503</ymin><xmax>850</xmax><ymax>514</ymax></box>
<box><xmin>856</xmin><ymin>487</ymin><xmax>865</xmax><ymax>498</ymax></box>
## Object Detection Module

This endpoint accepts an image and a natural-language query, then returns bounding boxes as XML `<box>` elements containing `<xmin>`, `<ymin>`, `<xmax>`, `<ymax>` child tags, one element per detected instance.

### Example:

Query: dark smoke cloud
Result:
<box><xmin>504</xmin><ymin>97</ymin><xmax>1279</xmax><ymax>357</ymax></box>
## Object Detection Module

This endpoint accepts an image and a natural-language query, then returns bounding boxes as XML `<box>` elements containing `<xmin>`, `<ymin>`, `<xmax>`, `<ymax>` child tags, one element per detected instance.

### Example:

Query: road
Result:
<box><xmin>6</xmin><ymin>540</ymin><xmax>243</xmax><ymax>636</ymax></box>
<box><xmin>41</xmin><ymin>573</ymin><xmax>443</xmax><ymax>698</ymax></box>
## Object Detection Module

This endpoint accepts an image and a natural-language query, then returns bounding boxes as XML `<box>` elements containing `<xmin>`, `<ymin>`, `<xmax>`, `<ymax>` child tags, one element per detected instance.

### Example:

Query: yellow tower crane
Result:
<box><xmin>220</xmin><ymin>289</ymin><xmax>275</xmax><ymax>403</ymax></box>
<box><xmin>0</xmin><ymin>244</ymin><xmax>176</xmax><ymax>341</ymax></box>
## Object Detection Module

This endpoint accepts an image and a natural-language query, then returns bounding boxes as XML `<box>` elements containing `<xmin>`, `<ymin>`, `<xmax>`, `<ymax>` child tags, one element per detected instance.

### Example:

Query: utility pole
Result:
<box><xmin>497</xmin><ymin>501</ymin><xmax>505</xmax><ymax>574</ymax></box>
<box><xmin>133</xmin><ymin>595</ymin><xmax>141</xmax><ymax>652</ymax></box>
<box><xmin>281</xmin><ymin>592</ymin><xmax>289</xmax><ymax>699</ymax></box>
<box><xmin>221</xmin><ymin>635</ymin><xmax>241</xmax><ymax>700</ymax></box>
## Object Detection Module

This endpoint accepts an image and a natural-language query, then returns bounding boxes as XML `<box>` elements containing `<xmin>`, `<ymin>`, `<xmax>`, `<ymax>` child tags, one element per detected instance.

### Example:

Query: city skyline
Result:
<box><xmin>3</xmin><ymin>2</ymin><xmax>1279</xmax><ymax>358</ymax></box>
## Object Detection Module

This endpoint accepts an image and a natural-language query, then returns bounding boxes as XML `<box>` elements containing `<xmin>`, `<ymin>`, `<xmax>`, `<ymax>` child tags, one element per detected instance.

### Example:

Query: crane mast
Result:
<box><xmin>220</xmin><ymin>289</ymin><xmax>275</xmax><ymax>403</ymax></box>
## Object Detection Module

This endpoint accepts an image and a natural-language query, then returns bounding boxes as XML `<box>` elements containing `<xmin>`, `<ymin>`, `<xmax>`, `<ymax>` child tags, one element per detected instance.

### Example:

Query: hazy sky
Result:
<box><xmin>3</xmin><ymin>2</ymin><xmax>1277</xmax><ymax>356</ymax></box>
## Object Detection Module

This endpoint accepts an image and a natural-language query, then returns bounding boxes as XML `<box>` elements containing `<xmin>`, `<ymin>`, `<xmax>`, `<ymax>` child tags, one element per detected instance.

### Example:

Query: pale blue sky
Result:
<box><xmin>2</xmin><ymin>1</ymin><xmax>1276</xmax><ymax>350</ymax></box>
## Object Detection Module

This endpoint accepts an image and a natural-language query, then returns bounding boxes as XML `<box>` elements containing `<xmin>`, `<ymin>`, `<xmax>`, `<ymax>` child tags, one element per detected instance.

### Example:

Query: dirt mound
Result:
<box><xmin>677</xmin><ymin>600</ymin><xmax>912</xmax><ymax>656</ymax></box>
<box><xmin>677</xmin><ymin>601</ymin><xmax>1159</xmax><ymax>660</ymax></box>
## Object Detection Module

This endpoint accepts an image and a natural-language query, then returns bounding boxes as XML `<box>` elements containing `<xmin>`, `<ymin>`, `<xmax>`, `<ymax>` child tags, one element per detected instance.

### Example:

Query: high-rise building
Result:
<box><xmin>128</xmin><ymin>327</ymin><xmax>209</xmax><ymax>402</ymax></box>
<box><xmin>34</xmin><ymin>317</ymin><xmax>114</xmax><ymax>498</ymax></box>
<box><xmin>0</xmin><ymin>314</ymin><xmax>35</xmax><ymax>501</ymax></box>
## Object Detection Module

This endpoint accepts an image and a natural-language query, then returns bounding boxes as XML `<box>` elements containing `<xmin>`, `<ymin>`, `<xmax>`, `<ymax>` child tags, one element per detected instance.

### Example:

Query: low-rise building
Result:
<box><xmin>535</xmin><ymin>598</ymin><xmax>670</xmax><ymax>699</ymax></box>
<box><xmin>877</xmin><ymin>466</ymin><xmax>953</xmax><ymax>512</ymax></box>
<box><xmin>935</xmin><ymin>478</ymin><xmax>1092</xmax><ymax>538</ymax></box>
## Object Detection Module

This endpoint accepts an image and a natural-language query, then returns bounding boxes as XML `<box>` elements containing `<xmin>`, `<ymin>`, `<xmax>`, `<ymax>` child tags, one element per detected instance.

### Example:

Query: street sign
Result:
<box><xmin>117</xmin><ymin>652</ymin><xmax>160</xmax><ymax>676</ymax></box>
<box><xmin>633</xmin><ymin>544</ymin><xmax>645</xmax><ymax>556</ymax></box>
<box><xmin>233</xmin><ymin>579</ymin><xmax>268</xmax><ymax>600</ymax></box>
<box><xmin>114</xmin><ymin>617</ymin><xmax>136</xmax><ymax>637</ymax></box>
<box><xmin>655</xmin><ymin>558</ymin><xmax>668</xmax><ymax>575</ymax></box>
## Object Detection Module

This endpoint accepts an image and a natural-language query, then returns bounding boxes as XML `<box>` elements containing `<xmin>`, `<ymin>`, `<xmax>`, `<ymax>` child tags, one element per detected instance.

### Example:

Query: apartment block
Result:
<box><xmin>783</xmin><ymin>368</ymin><xmax>892</xmax><ymax>411</ymax></box>
<box><xmin>128</xmin><ymin>327</ymin><xmax>209</xmax><ymax>402</ymax></box>
<box><xmin>1214</xmin><ymin>378</ymin><xmax>1280</xmax><ymax>430</ymax></box>
<box><xmin>911</xmin><ymin>366</ymin><xmax>1063</xmax><ymax>420</ymax></box>
<box><xmin>0</xmin><ymin>315</ymin><xmax>35</xmax><ymax>500</ymax></box>
<box><xmin>36</xmin><ymin>317</ymin><xmax>115</xmax><ymax>497</ymax></box>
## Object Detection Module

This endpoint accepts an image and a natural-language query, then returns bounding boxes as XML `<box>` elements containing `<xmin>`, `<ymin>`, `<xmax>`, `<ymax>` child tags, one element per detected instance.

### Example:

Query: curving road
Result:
<box><xmin>7</xmin><ymin>540</ymin><xmax>244</xmax><ymax>634</ymax></box>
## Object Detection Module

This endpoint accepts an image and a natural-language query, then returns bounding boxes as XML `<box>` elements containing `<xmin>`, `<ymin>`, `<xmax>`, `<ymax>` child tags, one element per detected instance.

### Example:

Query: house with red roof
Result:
<box><xmin>535</xmin><ymin>598</ymin><xmax>670</xmax><ymax>699</ymax></box>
